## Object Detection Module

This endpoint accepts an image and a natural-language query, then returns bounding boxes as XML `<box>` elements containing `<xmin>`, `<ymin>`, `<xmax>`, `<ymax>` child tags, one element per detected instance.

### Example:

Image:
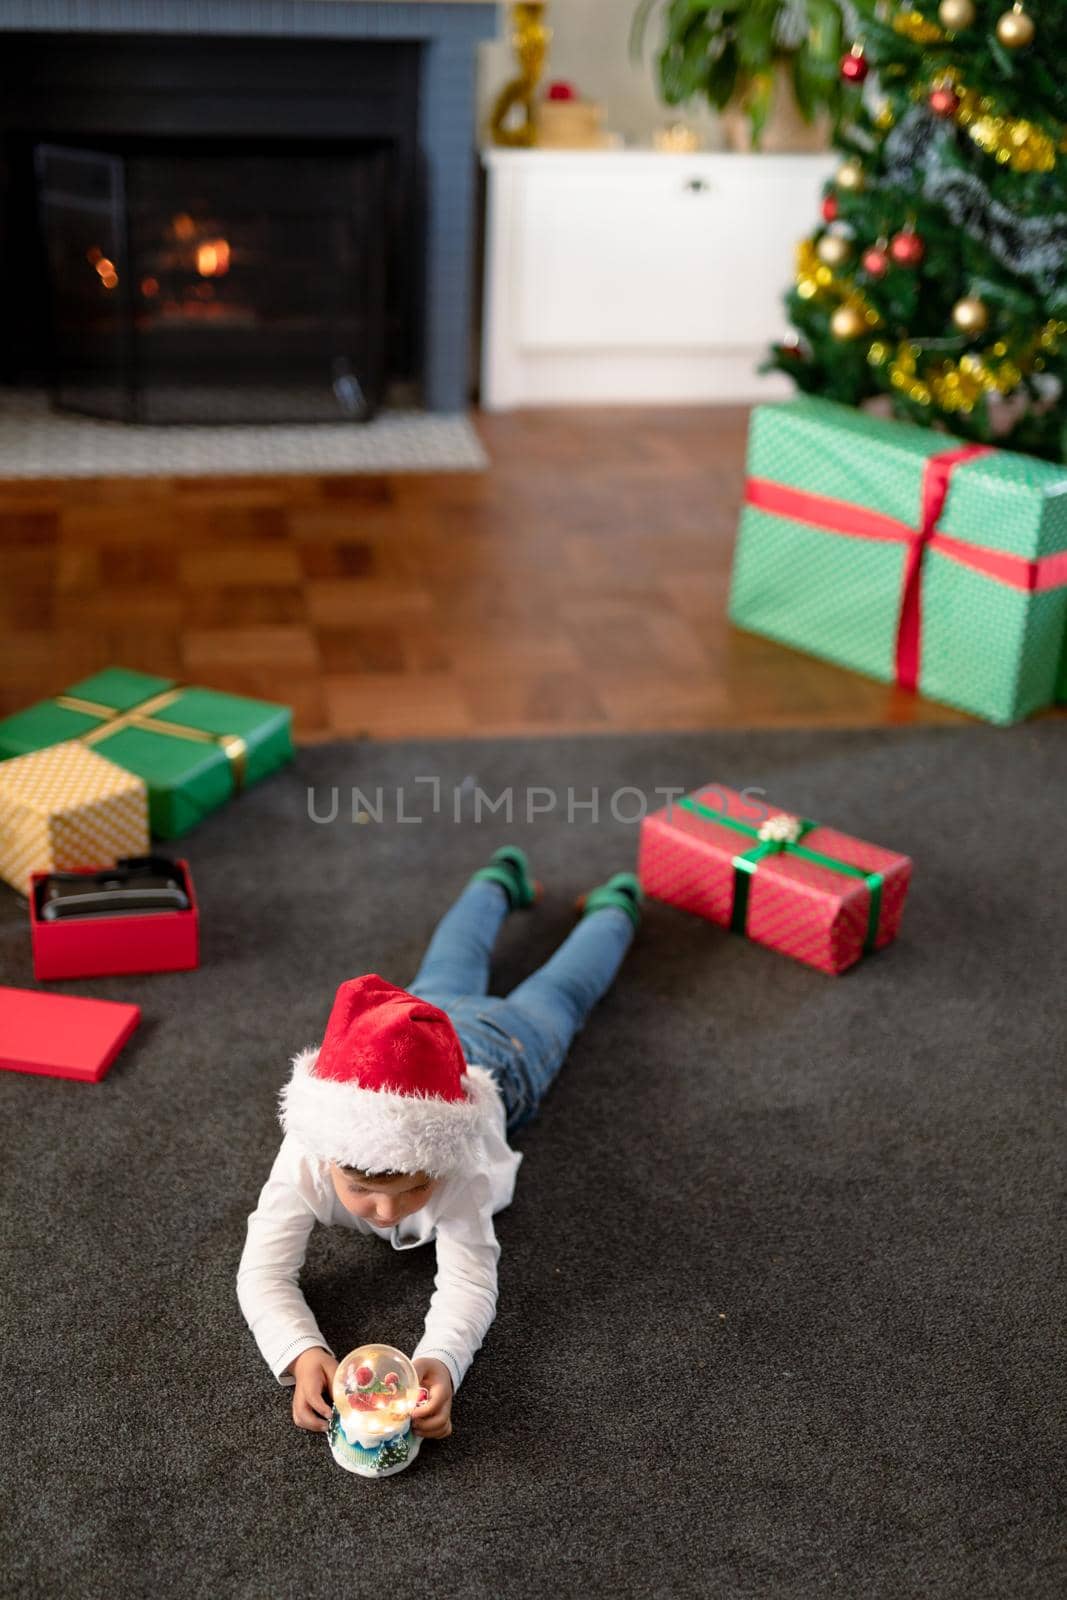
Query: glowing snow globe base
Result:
<box><xmin>327</xmin><ymin>1344</ymin><xmax>425</xmax><ymax>1479</ymax></box>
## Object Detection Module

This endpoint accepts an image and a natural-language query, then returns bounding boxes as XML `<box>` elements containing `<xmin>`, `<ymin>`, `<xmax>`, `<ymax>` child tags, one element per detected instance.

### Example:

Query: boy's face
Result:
<box><xmin>329</xmin><ymin>1164</ymin><xmax>439</xmax><ymax>1227</ymax></box>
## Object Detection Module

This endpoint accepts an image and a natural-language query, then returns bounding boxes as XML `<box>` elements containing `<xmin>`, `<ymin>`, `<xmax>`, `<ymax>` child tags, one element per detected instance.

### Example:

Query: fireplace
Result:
<box><xmin>0</xmin><ymin>4</ymin><xmax>498</xmax><ymax>416</ymax></box>
<box><xmin>37</xmin><ymin>139</ymin><xmax>389</xmax><ymax>423</ymax></box>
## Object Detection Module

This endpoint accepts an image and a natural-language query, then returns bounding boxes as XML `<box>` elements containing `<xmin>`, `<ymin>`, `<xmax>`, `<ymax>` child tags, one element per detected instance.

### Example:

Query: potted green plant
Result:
<box><xmin>631</xmin><ymin>0</ymin><xmax>851</xmax><ymax>152</ymax></box>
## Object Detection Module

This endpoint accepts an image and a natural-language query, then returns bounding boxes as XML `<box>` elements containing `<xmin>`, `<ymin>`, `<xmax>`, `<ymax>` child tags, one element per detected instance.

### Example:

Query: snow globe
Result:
<box><xmin>327</xmin><ymin>1344</ymin><xmax>426</xmax><ymax>1478</ymax></box>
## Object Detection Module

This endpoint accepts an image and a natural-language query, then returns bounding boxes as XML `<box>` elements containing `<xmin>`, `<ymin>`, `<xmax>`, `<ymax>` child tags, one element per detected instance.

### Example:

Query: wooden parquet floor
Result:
<box><xmin>0</xmin><ymin>405</ymin><xmax>1012</xmax><ymax>742</ymax></box>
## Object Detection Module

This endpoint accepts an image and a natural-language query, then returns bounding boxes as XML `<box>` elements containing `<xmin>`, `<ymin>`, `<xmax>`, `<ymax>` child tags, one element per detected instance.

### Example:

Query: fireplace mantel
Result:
<box><xmin>0</xmin><ymin>1</ymin><xmax>501</xmax><ymax>412</ymax></box>
<box><xmin>0</xmin><ymin>2</ymin><xmax>499</xmax><ymax>41</ymax></box>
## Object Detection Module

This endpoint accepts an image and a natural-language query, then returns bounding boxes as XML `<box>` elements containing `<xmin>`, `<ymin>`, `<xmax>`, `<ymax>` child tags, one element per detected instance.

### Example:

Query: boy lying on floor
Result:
<box><xmin>237</xmin><ymin>846</ymin><xmax>643</xmax><ymax>1440</ymax></box>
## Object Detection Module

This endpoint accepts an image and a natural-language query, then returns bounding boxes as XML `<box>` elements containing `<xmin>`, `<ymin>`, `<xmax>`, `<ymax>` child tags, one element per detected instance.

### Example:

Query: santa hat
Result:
<box><xmin>279</xmin><ymin>974</ymin><xmax>498</xmax><ymax>1177</ymax></box>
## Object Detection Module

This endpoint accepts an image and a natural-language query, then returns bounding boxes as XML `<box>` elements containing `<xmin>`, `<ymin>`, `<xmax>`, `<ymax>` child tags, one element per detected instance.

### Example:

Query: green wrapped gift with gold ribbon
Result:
<box><xmin>0</xmin><ymin>667</ymin><xmax>293</xmax><ymax>839</ymax></box>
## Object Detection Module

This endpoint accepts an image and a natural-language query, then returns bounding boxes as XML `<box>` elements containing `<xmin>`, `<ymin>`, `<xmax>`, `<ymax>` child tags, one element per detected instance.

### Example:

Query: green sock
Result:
<box><xmin>579</xmin><ymin>872</ymin><xmax>644</xmax><ymax>930</ymax></box>
<box><xmin>471</xmin><ymin>846</ymin><xmax>538</xmax><ymax>911</ymax></box>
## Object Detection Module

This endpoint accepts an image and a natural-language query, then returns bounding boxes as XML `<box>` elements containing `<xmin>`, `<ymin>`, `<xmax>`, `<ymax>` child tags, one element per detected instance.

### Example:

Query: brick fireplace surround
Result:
<box><xmin>0</xmin><ymin>0</ymin><xmax>498</xmax><ymax>413</ymax></box>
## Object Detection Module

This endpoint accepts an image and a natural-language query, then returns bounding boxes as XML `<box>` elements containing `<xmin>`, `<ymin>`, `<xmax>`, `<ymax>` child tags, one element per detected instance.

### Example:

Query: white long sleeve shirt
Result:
<box><xmin>236</xmin><ymin>1080</ymin><xmax>523</xmax><ymax>1398</ymax></box>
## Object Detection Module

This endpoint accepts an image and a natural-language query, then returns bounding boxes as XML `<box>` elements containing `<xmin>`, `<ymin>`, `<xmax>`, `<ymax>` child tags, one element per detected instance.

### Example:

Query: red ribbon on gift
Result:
<box><xmin>745</xmin><ymin>446</ymin><xmax>1067</xmax><ymax>691</ymax></box>
<box><xmin>895</xmin><ymin>445</ymin><xmax>989</xmax><ymax>689</ymax></box>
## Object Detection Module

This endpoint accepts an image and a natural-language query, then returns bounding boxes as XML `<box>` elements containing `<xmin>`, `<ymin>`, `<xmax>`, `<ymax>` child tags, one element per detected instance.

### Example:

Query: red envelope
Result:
<box><xmin>0</xmin><ymin>986</ymin><xmax>141</xmax><ymax>1082</ymax></box>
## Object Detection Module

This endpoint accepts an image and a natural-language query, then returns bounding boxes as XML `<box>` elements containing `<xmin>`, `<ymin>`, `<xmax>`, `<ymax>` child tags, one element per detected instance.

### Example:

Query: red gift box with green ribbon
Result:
<box><xmin>637</xmin><ymin>784</ymin><xmax>912</xmax><ymax>975</ymax></box>
<box><xmin>728</xmin><ymin>398</ymin><xmax>1067</xmax><ymax>725</ymax></box>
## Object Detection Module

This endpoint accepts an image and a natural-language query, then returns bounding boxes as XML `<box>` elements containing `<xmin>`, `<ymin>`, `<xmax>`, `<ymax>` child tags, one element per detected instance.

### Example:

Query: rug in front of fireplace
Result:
<box><xmin>0</xmin><ymin>390</ymin><xmax>488</xmax><ymax>478</ymax></box>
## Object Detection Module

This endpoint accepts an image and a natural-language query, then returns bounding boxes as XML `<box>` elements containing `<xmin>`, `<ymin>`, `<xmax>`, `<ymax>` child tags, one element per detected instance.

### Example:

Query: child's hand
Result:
<box><xmin>289</xmin><ymin>1347</ymin><xmax>338</xmax><ymax>1433</ymax></box>
<box><xmin>411</xmin><ymin>1357</ymin><xmax>454</xmax><ymax>1439</ymax></box>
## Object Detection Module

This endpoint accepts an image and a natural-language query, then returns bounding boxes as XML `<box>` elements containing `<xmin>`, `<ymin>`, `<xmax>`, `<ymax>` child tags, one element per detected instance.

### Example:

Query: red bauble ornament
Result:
<box><xmin>929</xmin><ymin>85</ymin><xmax>961</xmax><ymax>117</ymax></box>
<box><xmin>889</xmin><ymin>229</ymin><xmax>925</xmax><ymax>266</ymax></box>
<box><xmin>840</xmin><ymin>47</ymin><xmax>869</xmax><ymax>84</ymax></box>
<box><xmin>821</xmin><ymin>194</ymin><xmax>839</xmax><ymax>223</ymax></box>
<box><xmin>547</xmin><ymin>81</ymin><xmax>577</xmax><ymax>102</ymax></box>
<box><xmin>862</xmin><ymin>247</ymin><xmax>889</xmax><ymax>278</ymax></box>
<box><xmin>780</xmin><ymin>337</ymin><xmax>805</xmax><ymax>361</ymax></box>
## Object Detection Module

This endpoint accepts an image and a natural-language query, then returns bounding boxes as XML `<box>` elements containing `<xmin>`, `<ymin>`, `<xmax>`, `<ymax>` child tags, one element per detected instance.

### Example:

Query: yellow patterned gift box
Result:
<box><xmin>0</xmin><ymin>741</ymin><xmax>149</xmax><ymax>896</ymax></box>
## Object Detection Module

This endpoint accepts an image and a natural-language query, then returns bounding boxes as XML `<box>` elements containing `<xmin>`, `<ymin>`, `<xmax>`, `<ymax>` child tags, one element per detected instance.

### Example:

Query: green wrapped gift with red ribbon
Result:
<box><xmin>0</xmin><ymin>666</ymin><xmax>293</xmax><ymax>839</ymax></box>
<box><xmin>637</xmin><ymin>784</ymin><xmax>912</xmax><ymax>975</ymax></box>
<box><xmin>728</xmin><ymin>397</ymin><xmax>1067</xmax><ymax>726</ymax></box>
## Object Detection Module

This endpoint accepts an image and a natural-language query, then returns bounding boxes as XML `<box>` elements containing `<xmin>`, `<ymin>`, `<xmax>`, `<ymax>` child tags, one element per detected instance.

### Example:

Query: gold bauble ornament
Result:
<box><xmin>952</xmin><ymin>295</ymin><xmax>990</xmax><ymax>335</ymax></box>
<box><xmin>995</xmin><ymin>4</ymin><xmax>1035</xmax><ymax>48</ymax></box>
<box><xmin>817</xmin><ymin>233</ymin><xmax>853</xmax><ymax>267</ymax></box>
<box><xmin>938</xmin><ymin>0</ymin><xmax>976</xmax><ymax>27</ymax></box>
<box><xmin>836</xmin><ymin>158</ymin><xmax>866</xmax><ymax>193</ymax></box>
<box><xmin>830</xmin><ymin>304</ymin><xmax>867</xmax><ymax>341</ymax></box>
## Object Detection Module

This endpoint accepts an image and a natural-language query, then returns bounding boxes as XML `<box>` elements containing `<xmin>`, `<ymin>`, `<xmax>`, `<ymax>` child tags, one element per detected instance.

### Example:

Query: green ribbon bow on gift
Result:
<box><xmin>677</xmin><ymin>796</ymin><xmax>885</xmax><ymax>954</ymax></box>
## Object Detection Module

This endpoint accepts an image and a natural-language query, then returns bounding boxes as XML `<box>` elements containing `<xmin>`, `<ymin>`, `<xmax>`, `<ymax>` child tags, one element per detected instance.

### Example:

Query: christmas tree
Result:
<box><xmin>767</xmin><ymin>2</ymin><xmax>1067</xmax><ymax>460</ymax></box>
<box><xmin>376</xmin><ymin>1434</ymin><xmax>411</xmax><ymax>1472</ymax></box>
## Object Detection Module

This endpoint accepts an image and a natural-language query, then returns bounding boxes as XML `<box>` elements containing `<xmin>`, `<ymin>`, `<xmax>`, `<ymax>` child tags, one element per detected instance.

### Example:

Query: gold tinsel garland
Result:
<box><xmin>881</xmin><ymin>321</ymin><xmax>1066</xmax><ymax>415</ymax></box>
<box><xmin>925</xmin><ymin>68</ymin><xmax>1059</xmax><ymax>173</ymax></box>
<box><xmin>795</xmin><ymin>238</ymin><xmax>837</xmax><ymax>300</ymax></box>
<box><xmin>880</xmin><ymin>11</ymin><xmax>1065</xmax><ymax>169</ymax></box>
<box><xmin>892</xmin><ymin>9</ymin><xmax>944</xmax><ymax>44</ymax></box>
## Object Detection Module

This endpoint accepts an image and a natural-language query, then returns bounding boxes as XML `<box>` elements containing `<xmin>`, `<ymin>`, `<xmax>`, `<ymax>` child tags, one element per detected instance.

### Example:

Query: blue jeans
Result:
<box><xmin>408</xmin><ymin>880</ymin><xmax>635</xmax><ymax>1135</ymax></box>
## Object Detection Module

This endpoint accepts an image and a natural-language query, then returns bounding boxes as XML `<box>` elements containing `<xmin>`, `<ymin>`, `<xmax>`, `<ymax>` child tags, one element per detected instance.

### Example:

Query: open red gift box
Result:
<box><xmin>638</xmin><ymin>784</ymin><xmax>912</xmax><ymax>975</ymax></box>
<box><xmin>29</xmin><ymin>858</ymin><xmax>200</xmax><ymax>981</ymax></box>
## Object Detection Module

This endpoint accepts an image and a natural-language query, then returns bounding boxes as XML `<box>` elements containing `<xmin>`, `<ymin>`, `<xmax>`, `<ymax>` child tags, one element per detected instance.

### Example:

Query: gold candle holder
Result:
<box><xmin>488</xmin><ymin>2</ymin><xmax>551</xmax><ymax>148</ymax></box>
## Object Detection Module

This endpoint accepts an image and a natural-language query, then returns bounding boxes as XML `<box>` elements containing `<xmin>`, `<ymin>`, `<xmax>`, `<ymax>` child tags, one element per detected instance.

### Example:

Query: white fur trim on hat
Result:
<box><xmin>279</xmin><ymin>1047</ymin><xmax>499</xmax><ymax>1177</ymax></box>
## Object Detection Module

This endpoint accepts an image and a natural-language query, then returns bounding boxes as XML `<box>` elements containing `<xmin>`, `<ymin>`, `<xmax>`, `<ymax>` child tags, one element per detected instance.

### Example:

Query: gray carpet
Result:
<box><xmin>1</xmin><ymin>725</ymin><xmax>1064</xmax><ymax>1600</ymax></box>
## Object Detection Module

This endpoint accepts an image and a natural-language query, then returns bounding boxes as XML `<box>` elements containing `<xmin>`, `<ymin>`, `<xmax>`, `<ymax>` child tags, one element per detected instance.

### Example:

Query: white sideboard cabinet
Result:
<box><xmin>480</xmin><ymin>149</ymin><xmax>836</xmax><ymax>410</ymax></box>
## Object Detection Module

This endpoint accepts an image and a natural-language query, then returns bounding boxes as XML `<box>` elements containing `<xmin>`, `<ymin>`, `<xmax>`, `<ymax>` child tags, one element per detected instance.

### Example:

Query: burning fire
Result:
<box><xmin>87</xmin><ymin>248</ymin><xmax>119</xmax><ymax>291</ymax></box>
<box><xmin>196</xmin><ymin>238</ymin><xmax>231</xmax><ymax>278</ymax></box>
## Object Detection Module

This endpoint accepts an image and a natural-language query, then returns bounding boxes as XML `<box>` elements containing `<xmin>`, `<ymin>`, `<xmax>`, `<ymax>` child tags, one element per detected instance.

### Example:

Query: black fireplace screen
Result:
<box><xmin>35</xmin><ymin>141</ymin><xmax>388</xmax><ymax>424</ymax></box>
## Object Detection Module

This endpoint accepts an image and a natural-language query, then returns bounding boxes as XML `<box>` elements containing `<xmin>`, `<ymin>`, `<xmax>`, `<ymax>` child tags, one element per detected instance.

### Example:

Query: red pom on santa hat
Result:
<box><xmin>279</xmin><ymin>975</ymin><xmax>498</xmax><ymax>1176</ymax></box>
